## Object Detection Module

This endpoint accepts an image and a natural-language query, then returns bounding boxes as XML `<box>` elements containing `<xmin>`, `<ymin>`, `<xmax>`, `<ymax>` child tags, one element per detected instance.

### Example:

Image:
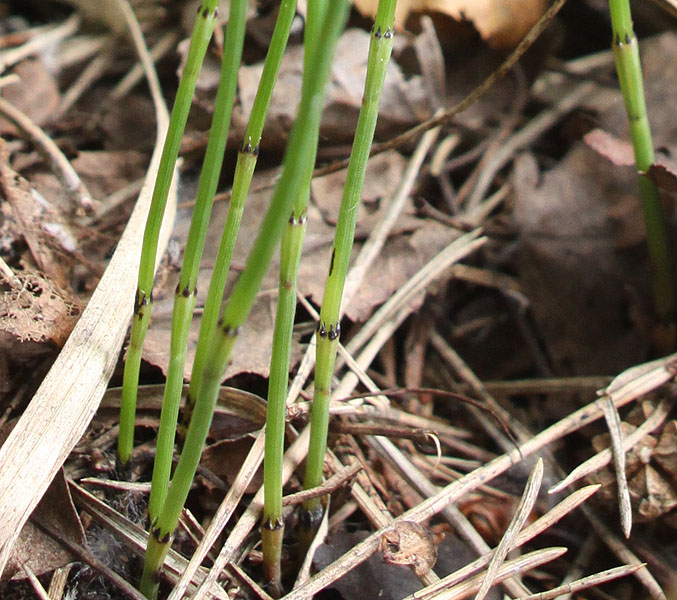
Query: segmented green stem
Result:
<box><xmin>303</xmin><ymin>0</ymin><xmax>397</xmax><ymax>522</ymax></box>
<box><xmin>261</xmin><ymin>5</ymin><xmax>328</xmax><ymax>589</ymax></box>
<box><xmin>181</xmin><ymin>0</ymin><xmax>298</xmax><ymax>439</ymax></box>
<box><xmin>262</xmin><ymin>204</ymin><xmax>308</xmax><ymax>595</ymax></box>
<box><xmin>140</xmin><ymin>2</ymin><xmax>349</xmax><ymax>593</ymax></box>
<box><xmin>118</xmin><ymin>0</ymin><xmax>219</xmax><ymax>465</ymax></box>
<box><xmin>145</xmin><ymin>0</ymin><xmax>248</xmax><ymax>525</ymax></box>
<box><xmin>609</xmin><ymin>0</ymin><xmax>674</xmax><ymax>324</ymax></box>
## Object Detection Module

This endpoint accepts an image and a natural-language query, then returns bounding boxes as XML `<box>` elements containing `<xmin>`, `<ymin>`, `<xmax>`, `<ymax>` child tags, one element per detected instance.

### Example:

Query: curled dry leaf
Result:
<box><xmin>353</xmin><ymin>0</ymin><xmax>549</xmax><ymax>49</ymax></box>
<box><xmin>379</xmin><ymin>521</ymin><xmax>439</xmax><ymax>576</ymax></box>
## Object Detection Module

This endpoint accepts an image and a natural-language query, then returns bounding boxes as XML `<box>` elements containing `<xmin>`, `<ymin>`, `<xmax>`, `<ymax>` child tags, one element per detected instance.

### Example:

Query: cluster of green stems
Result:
<box><xmin>113</xmin><ymin>0</ymin><xmax>399</xmax><ymax>596</ymax></box>
<box><xmin>116</xmin><ymin>0</ymin><xmax>672</xmax><ymax>597</ymax></box>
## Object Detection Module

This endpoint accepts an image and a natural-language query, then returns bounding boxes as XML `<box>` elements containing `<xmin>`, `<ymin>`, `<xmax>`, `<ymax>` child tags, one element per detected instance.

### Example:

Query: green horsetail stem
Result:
<box><xmin>609</xmin><ymin>0</ymin><xmax>675</xmax><ymax>326</ymax></box>
<box><xmin>118</xmin><ymin>0</ymin><xmax>219</xmax><ymax>465</ymax></box>
<box><xmin>261</xmin><ymin>205</ymin><xmax>307</xmax><ymax>595</ymax></box>
<box><xmin>180</xmin><ymin>0</ymin><xmax>298</xmax><ymax>442</ymax></box>
<box><xmin>302</xmin><ymin>0</ymin><xmax>397</xmax><ymax>531</ymax></box>
<box><xmin>140</xmin><ymin>2</ymin><xmax>349</xmax><ymax>595</ymax></box>
<box><xmin>145</xmin><ymin>0</ymin><xmax>248</xmax><ymax>525</ymax></box>
<box><xmin>261</xmin><ymin>2</ymin><xmax>327</xmax><ymax>591</ymax></box>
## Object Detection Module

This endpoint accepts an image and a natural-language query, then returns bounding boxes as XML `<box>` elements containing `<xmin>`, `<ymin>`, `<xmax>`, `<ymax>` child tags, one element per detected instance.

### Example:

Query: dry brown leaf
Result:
<box><xmin>632</xmin><ymin>465</ymin><xmax>677</xmax><ymax>520</ymax></box>
<box><xmin>646</xmin><ymin>161</ymin><xmax>677</xmax><ymax>193</ymax></box>
<box><xmin>586</xmin><ymin>406</ymin><xmax>677</xmax><ymax>524</ymax></box>
<box><xmin>234</xmin><ymin>29</ymin><xmax>429</xmax><ymax>154</ymax></box>
<box><xmin>0</xmin><ymin>140</ymin><xmax>70</xmax><ymax>289</ymax></box>
<box><xmin>201</xmin><ymin>437</ymin><xmax>263</xmax><ymax>494</ymax></box>
<box><xmin>0</xmin><ymin>269</ymin><xmax>80</xmax><ymax>358</ymax></box>
<box><xmin>654</xmin><ymin>420</ymin><xmax>677</xmax><ymax>480</ymax></box>
<box><xmin>0</xmin><ymin>60</ymin><xmax>59</xmax><ymax>136</ymax></box>
<box><xmin>143</xmin><ymin>162</ymin><xmax>458</xmax><ymax>379</ymax></box>
<box><xmin>2</xmin><ymin>469</ymin><xmax>85</xmax><ymax>582</ymax></box>
<box><xmin>513</xmin><ymin>32</ymin><xmax>677</xmax><ymax>376</ymax></box>
<box><xmin>512</xmin><ymin>149</ymin><xmax>650</xmax><ymax>375</ymax></box>
<box><xmin>584</xmin><ymin>128</ymin><xmax>636</xmax><ymax>167</ymax></box>
<box><xmin>353</xmin><ymin>0</ymin><xmax>549</xmax><ymax>49</ymax></box>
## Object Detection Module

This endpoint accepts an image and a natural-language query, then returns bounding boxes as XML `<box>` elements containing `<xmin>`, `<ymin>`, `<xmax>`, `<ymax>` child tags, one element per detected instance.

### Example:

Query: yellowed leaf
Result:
<box><xmin>353</xmin><ymin>0</ymin><xmax>549</xmax><ymax>49</ymax></box>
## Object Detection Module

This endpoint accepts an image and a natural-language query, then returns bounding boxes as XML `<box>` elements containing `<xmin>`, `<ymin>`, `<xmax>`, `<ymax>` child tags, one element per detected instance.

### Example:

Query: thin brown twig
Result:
<box><xmin>341</xmin><ymin>387</ymin><xmax>519</xmax><ymax>450</ymax></box>
<box><xmin>312</xmin><ymin>0</ymin><xmax>570</xmax><ymax>179</ymax></box>
<box><xmin>0</xmin><ymin>96</ymin><xmax>96</xmax><ymax>213</ymax></box>
<box><xmin>282</xmin><ymin>462</ymin><xmax>362</xmax><ymax>507</ymax></box>
<box><xmin>33</xmin><ymin>516</ymin><xmax>147</xmax><ymax>600</ymax></box>
<box><xmin>20</xmin><ymin>562</ymin><xmax>51</xmax><ymax>600</ymax></box>
<box><xmin>465</xmin><ymin>81</ymin><xmax>595</xmax><ymax>208</ymax></box>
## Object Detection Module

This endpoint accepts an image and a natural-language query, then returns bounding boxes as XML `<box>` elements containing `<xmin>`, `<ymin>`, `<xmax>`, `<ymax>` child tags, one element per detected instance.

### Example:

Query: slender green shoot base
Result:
<box><xmin>302</xmin><ymin>0</ymin><xmax>397</xmax><ymax>532</ymax></box>
<box><xmin>609</xmin><ymin>0</ymin><xmax>675</xmax><ymax>331</ymax></box>
<box><xmin>261</xmin><ymin>519</ymin><xmax>284</xmax><ymax>597</ymax></box>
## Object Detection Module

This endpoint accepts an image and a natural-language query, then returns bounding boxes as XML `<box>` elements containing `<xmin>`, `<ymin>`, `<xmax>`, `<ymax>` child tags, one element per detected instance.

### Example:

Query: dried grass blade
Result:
<box><xmin>0</xmin><ymin>0</ymin><xmax>176</xmax><ymax>576</ymax></box>
<box><xmin>515</xmin><ymin>563</ymin><xmax>645</xmax><ymax>600</ymax></box>
<box><xmin>600</xmin><ymin>396</ymin><xmax>632</xmax><ymax>537</ymax></box>
<box><xmin>602</xmin><ymin>352</ymin><xmax>677</xmax><ymax>402</ymax></box>
<box><xmin>409</xmin><ymin>547</ymin><xmax>567</xmax><ymax>600</ymax></box>
<box><xmin>474</xmin><ymin>458</ymin><xmax>543</xmax><ymax>600</ymax></box>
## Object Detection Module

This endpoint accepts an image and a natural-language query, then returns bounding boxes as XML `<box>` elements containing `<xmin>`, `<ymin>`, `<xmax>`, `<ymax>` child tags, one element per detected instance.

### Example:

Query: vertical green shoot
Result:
<box><xmin>609</xmin><ymin>0</ymin><xmax>675</xmax><ymax>327</ymax></box>
<box><xmin>146</xmin><ymin>0</ymin><xmax>248</xmax><ymax>524</ymax></box>
<box><xmin>139</xmin><ymin>2</ymin><xmax>349</xmax><ymax>595</ymax></box>
<box><xmin>261</xmin><ymin>2</ymin><xmax>328</xmax><ymax>591</ymax></box>
<box><xmin>180</xmin><ymin>0</ymin><xmax>299</xmax><ymax>439</ymax></box>
<box><xmin>303</xmin><ymin>0</ymin><xmax>397</xmax><ymax>529</ymax></box>
<box><xmin>118</xmin><ymin>0</ymin><xmax>219</xmax><ymax>465</ymax></box>
<box><xmin>261</xmin><ymin>205</ymin><xmax>307</xmax><ymax>596</ymax></box>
